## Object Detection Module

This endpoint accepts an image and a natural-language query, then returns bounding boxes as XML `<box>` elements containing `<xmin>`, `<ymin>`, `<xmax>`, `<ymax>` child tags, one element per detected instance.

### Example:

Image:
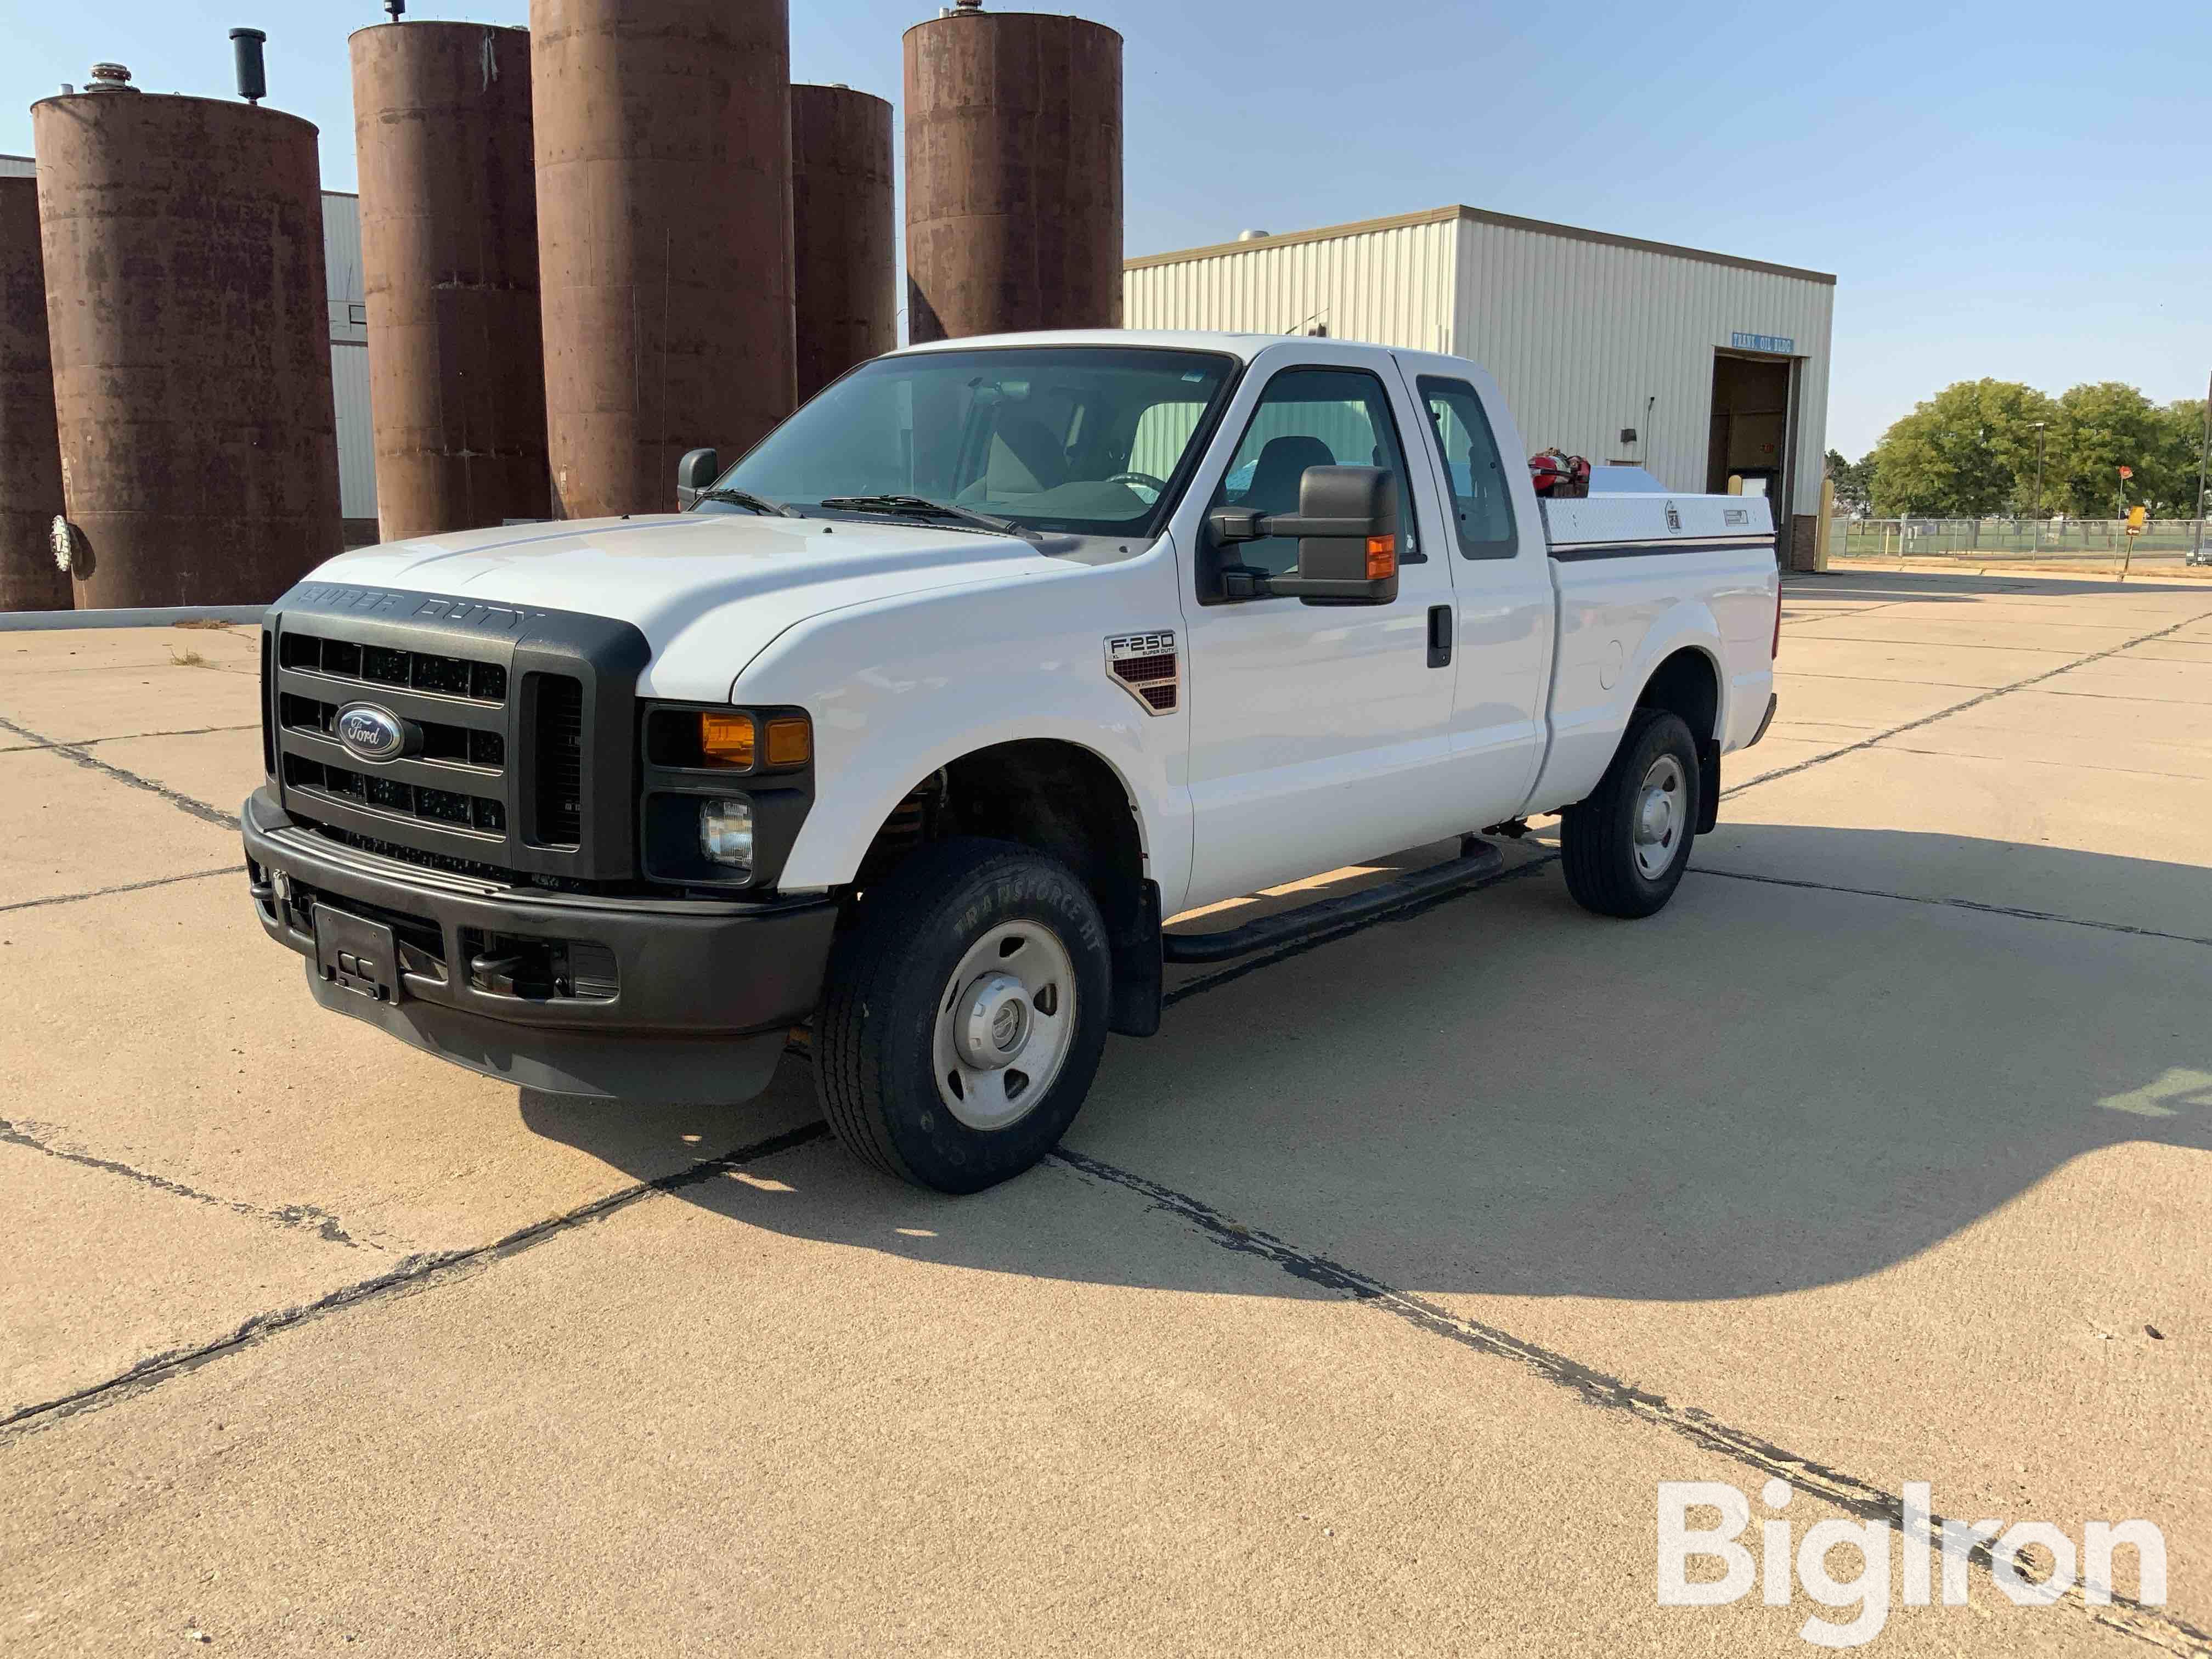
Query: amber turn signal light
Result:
<box><xmin>1365</xmin><ymin>535</ymin><xmax>1397</xmax><ymax>580</ymax></box>
<box><xmin>698</xmin><ymin>713</ymin><xmax>756</xmax><ymax>768</ymax></box>
<box><xmin>764</xmin><ymin>716</ymin><xmax>811</xmax><ymax>767</ymax></box>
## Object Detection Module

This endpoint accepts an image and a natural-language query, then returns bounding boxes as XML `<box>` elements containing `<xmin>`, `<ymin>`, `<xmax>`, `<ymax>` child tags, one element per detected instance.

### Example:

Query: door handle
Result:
<box><xmin>1426</xmin><ymin>605</ymin><xmax>1453</xmax><ymax>668</ymax></box>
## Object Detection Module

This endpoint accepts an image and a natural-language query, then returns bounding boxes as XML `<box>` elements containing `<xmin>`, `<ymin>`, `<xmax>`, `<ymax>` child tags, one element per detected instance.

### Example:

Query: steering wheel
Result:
<box><xmin>1107</xmin><ymin>471</ymin><xmax>1170</xmax><ymax>496</ymax></box>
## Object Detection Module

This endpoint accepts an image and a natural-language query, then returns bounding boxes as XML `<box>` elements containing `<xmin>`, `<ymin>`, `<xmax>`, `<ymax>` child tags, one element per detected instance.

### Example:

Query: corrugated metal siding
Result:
<box><xmin>322</xmin><ymin>192</ymin><xmax>366</xmax><ymax>343</ymax></box>
<box><xmin>329</xmin><ymin>338</ymin><xmax>376</xmax><ymax>521</ymax></box>
<box><xmin>1455</xmin><ymin>217</ymin><xmax>1831</xmax><ymax>515</ymax></box>
<box><xmin>0</xmin><ymin>153</ymin><xmax>34</xmax><ymax>178</ymax></box>
<box><xmin>1125</xmin><ymin>217</ymin><xmax>1459</xmax><ymax>351</ymax></box>
<box><xmin>1126</xmin><ymin>208</ymin><xmax>1833</xmax><ymax>516</ymax></box>
<box><xmin>320</xmin><ymin>194</ymin><xmax>374</xmax><ymax>523</ymax></box>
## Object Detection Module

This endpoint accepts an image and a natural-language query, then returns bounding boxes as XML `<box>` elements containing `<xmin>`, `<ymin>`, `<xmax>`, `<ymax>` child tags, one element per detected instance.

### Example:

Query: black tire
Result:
<box><xmin>814</xmin><ymin>837</ymin><xmax>1113</xmax><ymax>1194</ymax></box>
<box><xmin>1560</xmin><ymin>708</ymin><xmax>1701</xmax><ymax>919</ymax></box>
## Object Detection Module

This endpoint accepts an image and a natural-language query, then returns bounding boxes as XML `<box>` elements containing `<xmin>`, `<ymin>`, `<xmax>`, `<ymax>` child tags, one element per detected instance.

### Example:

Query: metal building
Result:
<box><xmin>903</xmin><ymin>2</ymin><xmax>1122</xmax><ymax>343</ymax></box>
<box><xmin>532</xmin><ymin>0</ymin><xmax>796</xmax><ymax>520</ymax></box>
<box><xmin>791</xmin><ymin>83</ymin><xmax>896</xmax><ymax>403</ymax></box>
<box><xmin>0</xmin><ymin>175</ymin><xmax>69</xmax><ymax>610</ymax></box>
<box><xmin>1125</xmin><ymin>205</ymin><xmax>1836</xmax><ymax>568</ymax></box>
<box><xmin>31</xmin><ymin>87</ymin><xmax>343</xmax><ymax>607</ymax></box>
<box><xmin>351</xmin><ymin>21</ymin><xmax>547</xmax><ymax>543</ymax></box>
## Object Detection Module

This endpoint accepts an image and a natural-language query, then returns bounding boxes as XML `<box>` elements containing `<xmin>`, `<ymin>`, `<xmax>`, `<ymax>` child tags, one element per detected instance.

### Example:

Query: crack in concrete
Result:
<box><xmin>1684</xmin><ymin>866</ymin><xmax>2212</xmax><ymax>949</ymax></box>
<box><xmin>0</xmin><ymin>1117</ymin><xmax>374</xmax><ymax>1251</ymax></box>
<box><xmin>1729</xmin><ymin>605</ymin><xmax>2212</xmax><ymax>799</ymax></box>
<box><xmin>0</xmin><ymin>1120</ymin><xmax>830</xmax><ymax>1441</ymax></box>
<box><xmin>0</xmin><ymin>865</ymin><xmax>245</xmax><ymax>916</ymax></box>
<box><xmin>0</xmin><ymin>722</ymin><xmax>259</xmax><ymax>756</ymax></box>
<box><xmin>1048</xmin><ymin>1146</ymin><xmax>2212</xmax><ymax>1657</ymax></box>
<box><xmin>0</xmin><ymin>713</ymin><xmax>240</xmax><ymax>830</ymax></box>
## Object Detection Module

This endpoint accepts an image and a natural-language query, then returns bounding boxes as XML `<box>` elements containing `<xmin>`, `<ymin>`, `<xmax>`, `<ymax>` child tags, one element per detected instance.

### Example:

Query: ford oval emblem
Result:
<box><xmin>335</xmin><ymin>702</ymin><xmax>409</xmax><ymax>764</ymax></box>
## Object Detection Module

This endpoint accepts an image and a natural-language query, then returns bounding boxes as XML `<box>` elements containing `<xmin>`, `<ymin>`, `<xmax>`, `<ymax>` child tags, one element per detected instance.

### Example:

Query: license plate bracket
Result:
<box><xmin>313</xmin><ymin>905</ymin><xmax>402</xmax><ymax>1003</ymax></box>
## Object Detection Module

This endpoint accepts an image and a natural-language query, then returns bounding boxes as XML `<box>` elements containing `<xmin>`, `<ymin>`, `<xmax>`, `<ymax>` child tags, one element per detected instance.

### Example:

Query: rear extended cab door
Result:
<box><xmin>1387</xmin><ymin>353</ymin><xmax>1556</xmax><ymax>821</ymax></box>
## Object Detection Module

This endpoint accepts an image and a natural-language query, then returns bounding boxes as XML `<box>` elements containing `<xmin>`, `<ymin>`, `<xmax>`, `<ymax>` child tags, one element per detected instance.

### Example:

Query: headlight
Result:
<box><xmin>699</xmin><ymin>798</ymin><xmax>754</xmax><ymax>871</ymax></box>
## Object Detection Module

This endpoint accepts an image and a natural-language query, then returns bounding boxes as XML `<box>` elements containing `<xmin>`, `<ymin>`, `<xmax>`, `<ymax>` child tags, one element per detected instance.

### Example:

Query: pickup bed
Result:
<box><xmin>244</xmin><ymin>330</ymin><xmax>1779</xmax><ymax>1191</ymax></box>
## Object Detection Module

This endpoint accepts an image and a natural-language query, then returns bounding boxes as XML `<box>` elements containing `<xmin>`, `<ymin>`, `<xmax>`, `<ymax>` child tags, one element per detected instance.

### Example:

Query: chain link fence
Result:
<box><xmin>1835</xmin><ymin>518</ymin><xmax>2210</xmax><ymax>568</ymax></box>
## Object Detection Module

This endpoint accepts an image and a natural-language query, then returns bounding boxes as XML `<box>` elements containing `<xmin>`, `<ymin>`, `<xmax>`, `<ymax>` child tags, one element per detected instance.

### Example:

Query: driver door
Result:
<box><xmin>1178</xmin><ymin>358</ymin><xmax>1463</xmax><ymax>912</ymax></box>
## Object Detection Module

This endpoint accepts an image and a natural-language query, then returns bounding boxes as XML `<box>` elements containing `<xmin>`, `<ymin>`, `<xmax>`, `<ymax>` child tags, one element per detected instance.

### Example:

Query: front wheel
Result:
<box><xmin>814</xmin><ymin>838</ymin><xmax>1113</xmax><ymax>1194</ymax></box>
<box><xmin>1560</xmin><ymin>709</ymin><xmax>1701</xmax><ymax>918</ymax></box>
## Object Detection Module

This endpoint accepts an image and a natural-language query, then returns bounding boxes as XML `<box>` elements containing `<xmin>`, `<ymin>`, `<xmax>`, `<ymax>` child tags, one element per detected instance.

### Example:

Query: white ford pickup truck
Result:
<box><xmin>244</xmin><ymin>330</ymin><xmax>1780</xmax><ymax>1192</ymax></box>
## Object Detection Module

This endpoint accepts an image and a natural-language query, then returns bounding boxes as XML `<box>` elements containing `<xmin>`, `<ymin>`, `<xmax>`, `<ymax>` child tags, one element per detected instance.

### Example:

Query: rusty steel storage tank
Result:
<box><xmin>32</xmin><ymin>77</ymin><xmax>342</xmax><ymax>609</ymax></box>
<box><xmin>0</xmin><ymin>177</ymin><xmax>70</xmax><ymax>611</ymax></box>
<box><xmin>351</xmin><ymin>21</ymin><xmax>548</xmax><ymax>543</ymax></box>
<box><xmin>791</xmin><ymin>83</ymin><xmax>895</xmax><ymax>403</ymax></box>
<box><xmin>532</xmin><ymin>0</ymin><xmax>795</xmax><ymax>519</ymax></box>
<box><xmin>904</xmin><ymin>2</ymin><xmax>1123</xmax><ymax>343</ymax></box>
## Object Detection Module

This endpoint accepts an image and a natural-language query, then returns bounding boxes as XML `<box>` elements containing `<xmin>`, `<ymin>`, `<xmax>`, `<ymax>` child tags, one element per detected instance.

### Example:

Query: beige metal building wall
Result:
<box><xmin>1126</xmin><ymin>205</ymin><xmax>1835</xmax><ymax>538</ymax></box>
<box><xmin>1126</xmin><ymin>212</ymin><xmax>1459</xmax><ymax>350</ymax></box>
<box><xmin>1450</xmin><ymin>211</ymin><xmax>1832</xmax><ymax>524</ymax></box>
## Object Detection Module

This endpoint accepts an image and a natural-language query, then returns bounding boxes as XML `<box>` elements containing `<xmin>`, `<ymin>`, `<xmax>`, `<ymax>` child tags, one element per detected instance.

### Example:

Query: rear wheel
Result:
<box><xmin>814</xmin><ymin>837</ymin><xmax>1112</xmax><ymax>1193</ymax></box>
<box><xmin>1560</xmin><ymin>708</ymin><xmax>1700</xmax><ymax>918</ymax></box>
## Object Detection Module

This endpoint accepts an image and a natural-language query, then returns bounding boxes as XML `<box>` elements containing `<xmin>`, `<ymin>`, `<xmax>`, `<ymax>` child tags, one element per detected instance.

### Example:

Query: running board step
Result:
<box><xmin>1161</xmin><ymin>837</ymin><xmax>1507</xmax><ymax>965</ymax></box>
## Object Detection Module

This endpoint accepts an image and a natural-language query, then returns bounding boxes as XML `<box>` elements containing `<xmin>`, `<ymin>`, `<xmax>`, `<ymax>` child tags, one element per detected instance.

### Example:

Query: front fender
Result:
<box><xmin>722</xmin><ymin>558</ymin><xmax>1195</xmax><ymax>911</ymax></box>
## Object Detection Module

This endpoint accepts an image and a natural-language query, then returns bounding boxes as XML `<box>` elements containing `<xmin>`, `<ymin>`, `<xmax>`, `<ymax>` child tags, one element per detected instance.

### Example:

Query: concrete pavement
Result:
<box><xmin>3</xmin><ymin>571</ymin><xmax>2208</xmax><ymax>1656</ymax></box>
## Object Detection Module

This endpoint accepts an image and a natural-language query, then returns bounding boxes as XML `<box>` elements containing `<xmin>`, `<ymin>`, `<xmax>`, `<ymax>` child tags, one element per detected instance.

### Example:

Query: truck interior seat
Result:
<box><xmin>1246</xmin><ymin>435</ymin><xmax>1336</xmax><ymax>513</ymax></box>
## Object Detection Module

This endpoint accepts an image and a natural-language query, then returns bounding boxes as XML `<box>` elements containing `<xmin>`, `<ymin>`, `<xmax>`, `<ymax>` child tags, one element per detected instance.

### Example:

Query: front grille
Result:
<box><xmin>280</xmin><ymin>693</ymin><xmax>506</xmax><ymax>769</ymax></box>
<box><xmin>285</xmin><ymin>754</ymin><xmax>507</xmax><ymax>835</ymax></box>
<box><xmin>266</xmin><ymin>586</ymin><xmax>648</xmax><ymax>884</ymax></box>
<box><xmin>533</xmin><ymin>675</ymin><xmax>584</xmax><ymax>847</ymax></box>
<box><xmin>280</xmin><ymin>630</ymin><xmax>509</xmax><ymax>704</ymax></box>
<box><xmin>259</xmin><ymin>631</ymin><xmax>275</xmax><ymax>776</ymax></box>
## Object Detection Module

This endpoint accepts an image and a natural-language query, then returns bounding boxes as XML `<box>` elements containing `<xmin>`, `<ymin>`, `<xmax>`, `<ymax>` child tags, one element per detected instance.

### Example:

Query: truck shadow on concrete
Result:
<box><xmin>518</xmin><ymin>823</ymin><xmax>2212</xmax><ymax>1307</ymax></box>
<box><xmin>1809</xmin><ymin>567</ymin><xmax>2211</xmax><ymax>600</ymax></box>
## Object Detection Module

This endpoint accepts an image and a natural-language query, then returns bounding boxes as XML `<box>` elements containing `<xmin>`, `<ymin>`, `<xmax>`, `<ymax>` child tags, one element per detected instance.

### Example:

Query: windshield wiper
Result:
<box><xmin>693</xmin><ymin>487</ymin><xmax>800</xmax><ymax>517</ymax></box>
<box><xmin>817</xmin><ymin>495</ymin><xmax>1029</xmax><ymax>538</ymax></box>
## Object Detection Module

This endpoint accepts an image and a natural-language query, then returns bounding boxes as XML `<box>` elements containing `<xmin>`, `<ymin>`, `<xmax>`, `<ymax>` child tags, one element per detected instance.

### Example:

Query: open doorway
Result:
<box><xmin>1707</xmin><ymin>351</ymin><xmax>1798</xmax><ymax>557</ymax></box>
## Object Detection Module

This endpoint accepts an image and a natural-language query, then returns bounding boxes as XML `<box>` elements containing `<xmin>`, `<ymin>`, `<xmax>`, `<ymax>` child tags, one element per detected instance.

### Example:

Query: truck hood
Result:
<box><xmin>298</xmin><ymin>512</ymin><xmax>1060</xmax><ymax>698</ymax></box>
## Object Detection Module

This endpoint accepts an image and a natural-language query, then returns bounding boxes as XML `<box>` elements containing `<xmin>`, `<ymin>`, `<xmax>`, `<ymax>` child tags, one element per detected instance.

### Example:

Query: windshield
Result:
<box><xmin>709</xmin><ymin>346</ymin><xmax>1238</xmax><ymax>538</ymax></box>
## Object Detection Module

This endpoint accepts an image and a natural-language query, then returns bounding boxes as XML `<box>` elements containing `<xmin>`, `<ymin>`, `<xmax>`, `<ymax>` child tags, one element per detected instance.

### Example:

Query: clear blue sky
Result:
<box><xmin>3</xmin><ymin>0</ymin><xmax>2205</xmax><ymax>457</ymax></box>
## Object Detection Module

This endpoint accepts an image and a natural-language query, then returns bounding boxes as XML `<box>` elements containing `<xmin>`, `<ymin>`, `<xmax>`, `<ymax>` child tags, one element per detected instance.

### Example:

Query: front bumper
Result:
<box><xmin>242</xmin><ymin>788</ymin><xmax>835</xmax><ymax>1101</ymax></box>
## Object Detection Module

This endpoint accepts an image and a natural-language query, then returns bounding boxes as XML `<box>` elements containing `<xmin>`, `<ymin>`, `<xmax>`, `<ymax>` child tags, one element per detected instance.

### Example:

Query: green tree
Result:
<box><xmin>1869</xmin><ymin>380</ymin><xmax>2056</xmax><ymax>516</ymax></box>
<box><xmin>2048</xmin><ymin>382</ymin><xmax>2188</xmax><ymax>517</ymax></box>
<box><xmin>1825</xmin><ymin>448</ymin><xmax>1876</xmax><ymax>512</ymax></box>
<box><xmin>2157</xmin><ymin>398</ymin><xmax>2207</xmax><ymax>520</ymax></box>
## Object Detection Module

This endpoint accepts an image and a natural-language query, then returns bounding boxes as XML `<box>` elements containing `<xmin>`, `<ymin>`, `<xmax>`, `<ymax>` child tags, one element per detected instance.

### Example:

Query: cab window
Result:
<box><xmin>1417</xmin><ymin>376</ymin><xmax>1519</xmax><ymax>559</ymax></box>
<box><xmin>1204</xmin><ymin>368</ymin><xmax>1418</xmax><ymax>591</ymax></box>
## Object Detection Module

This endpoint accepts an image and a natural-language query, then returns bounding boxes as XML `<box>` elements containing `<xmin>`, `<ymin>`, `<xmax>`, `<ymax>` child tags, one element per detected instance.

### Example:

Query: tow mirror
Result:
<box><xmin>1209</xmin><ymin>465</ymin><xmax>1397</xmax><ymax>603</ymax></box>
<box><xmin>676</xmin><ymin>448</ymin><xmax>720</xmax><ymax>510</ymax></box>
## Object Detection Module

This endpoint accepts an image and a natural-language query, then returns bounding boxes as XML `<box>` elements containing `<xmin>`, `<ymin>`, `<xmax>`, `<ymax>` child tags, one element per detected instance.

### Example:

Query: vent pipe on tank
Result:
<box><xmin>386</xmin><ymin>0</ymin><xmax>405</xmax><ymax>18</ymax></box>
<box><xmin>84</xmin><ymin>63</ymin><xmax>138</xmax><ymax>93</ymax></box>
<box><xmin>230</xmin><ymin>30</ymin><xmax>267</xmax><ymax>104</ymax></box>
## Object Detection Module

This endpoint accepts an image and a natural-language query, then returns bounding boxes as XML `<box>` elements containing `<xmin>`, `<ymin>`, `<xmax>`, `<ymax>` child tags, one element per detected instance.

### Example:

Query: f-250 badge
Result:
<box><xmin>1105</xmin><ymin>631</ymin><xmax>1180</xmax><ymax>715</ymax></box>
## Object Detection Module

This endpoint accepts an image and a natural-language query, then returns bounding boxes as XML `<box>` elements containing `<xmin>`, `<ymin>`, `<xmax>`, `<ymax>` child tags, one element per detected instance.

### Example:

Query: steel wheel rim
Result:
<box><xmin>1632</xmin><ymin>753</ymin><xmax>1686</xmax><ymax>879</ymax></box>
<box><xmin>932</xmin><ymin>919</ymin><xmax>1077</xmax><ymax>1131</ymax></box>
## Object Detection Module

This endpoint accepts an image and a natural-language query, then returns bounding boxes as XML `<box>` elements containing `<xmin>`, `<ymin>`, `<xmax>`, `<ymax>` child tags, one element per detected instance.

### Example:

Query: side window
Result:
<box><xmin>1205</xmin><ymin>368</ymin><xmax>1418</xmax><ymax>587</ymax></box>
<box><xmin>1417</xmin><ymin>376</ymin><xmax>1519</xmax><ymax>559</ymax></box>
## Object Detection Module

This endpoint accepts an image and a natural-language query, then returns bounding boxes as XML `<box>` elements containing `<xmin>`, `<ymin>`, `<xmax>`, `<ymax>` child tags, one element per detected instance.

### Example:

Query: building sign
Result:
<box><xmin>1731</xmin><ymin>332</ymin><xmax>1796</xmax><ymax>354</ymax></box>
